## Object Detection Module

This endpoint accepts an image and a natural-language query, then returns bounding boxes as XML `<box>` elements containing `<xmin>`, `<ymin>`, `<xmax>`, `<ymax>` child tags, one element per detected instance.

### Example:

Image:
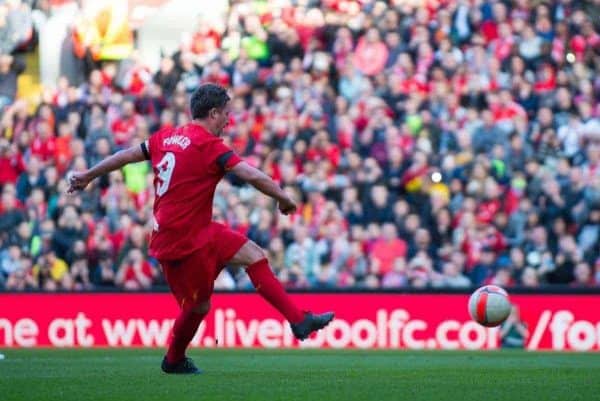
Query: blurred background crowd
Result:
<box><xmin>0</xmin><ymin>0</ymin><xmax>599</xmax><ymax>292</ymax></box>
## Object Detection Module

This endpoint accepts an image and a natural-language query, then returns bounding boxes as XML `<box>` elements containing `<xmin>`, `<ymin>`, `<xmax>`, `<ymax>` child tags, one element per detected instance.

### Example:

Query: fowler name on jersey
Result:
<box><xmin>163</xmin><ymin>135</ymin><xmax>191</xmax><ymax>150</ymax></box>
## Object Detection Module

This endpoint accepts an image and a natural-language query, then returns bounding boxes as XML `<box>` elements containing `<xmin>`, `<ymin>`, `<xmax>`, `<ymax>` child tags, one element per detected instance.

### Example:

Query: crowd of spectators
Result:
<box><xmin>0</xmin><ymin>0</ymin><xmax>599</xmax><ymax>292</ymax></box>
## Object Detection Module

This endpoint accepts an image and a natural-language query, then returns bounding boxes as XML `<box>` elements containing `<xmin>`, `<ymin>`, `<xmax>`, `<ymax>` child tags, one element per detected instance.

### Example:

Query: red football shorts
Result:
<box><xmin>159</xmin><ymin>222</ymin><xmax>248</xmax><ymax>309</ymax></box>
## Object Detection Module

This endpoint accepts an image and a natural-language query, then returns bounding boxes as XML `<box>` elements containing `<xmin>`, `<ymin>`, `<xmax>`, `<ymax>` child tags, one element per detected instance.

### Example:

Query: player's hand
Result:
<box><xmin>67</xmin><ymin>171</ymin><xmax>91</xmax><ymax>194</ymax></box>
<box><xmin>278</xmin><ymin>197</ymin><xmax>297</xmax><ymax>215</ymax></box>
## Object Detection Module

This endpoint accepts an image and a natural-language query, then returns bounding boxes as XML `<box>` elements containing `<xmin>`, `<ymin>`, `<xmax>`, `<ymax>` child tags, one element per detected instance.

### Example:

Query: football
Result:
<box><xmin>468</xmin><ymin>285</ymin><xmax>512</xmax><ymax>327</ymax></box>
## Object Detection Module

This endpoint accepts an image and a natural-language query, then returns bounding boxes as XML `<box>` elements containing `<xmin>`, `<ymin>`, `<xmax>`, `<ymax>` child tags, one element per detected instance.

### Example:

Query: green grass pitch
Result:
<box><xmin>1</xmin><ymin>349</ymin><xmax>599</xmax><ymax>401</ymax></box>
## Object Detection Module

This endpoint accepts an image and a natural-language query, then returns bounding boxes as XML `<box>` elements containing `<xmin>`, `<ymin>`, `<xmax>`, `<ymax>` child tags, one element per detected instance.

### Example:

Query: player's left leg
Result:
<box><xmin>211</xmin><ymin>222</ymin><xmax>334</xmax><ymax>339</ymax></box>
<box><xmin>226</xmin><ymin>239</ymin><xmax>334</xmax><ymax>340</ymax></box>
<box><xmin>228</xmin><ymin>240</ymin><xmax>304</xmax><ymax>323</ymax></box>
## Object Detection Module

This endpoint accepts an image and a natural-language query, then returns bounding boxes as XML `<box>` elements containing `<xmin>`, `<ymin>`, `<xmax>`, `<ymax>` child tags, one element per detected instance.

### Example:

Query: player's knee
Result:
<box><xmin>244</xmin><ymin>241</ymin><xmax>267</xmax><ymax>265</ymax></box>
<box><xmin>230</xmin><ymin>240</ymin><xmax>268</xmax><ymax>267</ymax></box>
<box><xmin>191</xmin><ymin>300</ymin><xmax>210</xmax><ymax>315</ymax></box>
<box><xmin>247</xmin><ymin>247</ymin><xmax>267</xmax><ymax>265</ymax></box>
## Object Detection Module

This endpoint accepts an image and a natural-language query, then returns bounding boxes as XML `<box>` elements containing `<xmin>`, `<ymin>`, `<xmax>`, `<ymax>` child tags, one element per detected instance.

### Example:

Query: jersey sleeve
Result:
<box><xmin>140</xmin><ymin>140</ymin><xmax>151</xmax><ymax>160</ymax></box>
<box><xmin>212</xmin><ymin>140</ymin><xmax>242</xmax><ymax>172</ymax></box>
<box><xmin>146</xmin><ymin>131</ymin><xmax>162</xmax><ymax>161</ymax></box>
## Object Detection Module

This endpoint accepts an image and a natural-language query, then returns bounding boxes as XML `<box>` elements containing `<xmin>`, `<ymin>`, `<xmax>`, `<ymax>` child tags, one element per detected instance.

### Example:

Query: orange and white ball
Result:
<box><xmin>468</xmin><ymin>285</ymin><xmax>511</xmax><ymax>327</ymax></box>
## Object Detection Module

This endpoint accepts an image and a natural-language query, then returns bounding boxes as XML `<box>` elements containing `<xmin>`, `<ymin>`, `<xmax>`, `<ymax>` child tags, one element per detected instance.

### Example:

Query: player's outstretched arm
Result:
<box><xmin>67</xmin><ymin>145</ymin><xmax>147</xmax><ymax>193</ymax></box>
<box><xmin>230</xmin><ymin>161</ymin><xmax>297</xmax><ymax>215</ymax></box>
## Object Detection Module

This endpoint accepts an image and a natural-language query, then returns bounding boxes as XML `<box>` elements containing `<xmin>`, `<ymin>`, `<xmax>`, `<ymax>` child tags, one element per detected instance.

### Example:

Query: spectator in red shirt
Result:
<box><xmin>201</xmin><ymin>60</ymin><xmax>230</xmax><ymax>88</ymax></box>
<box><xmin>122</xmin><ymin>54</ymin><xmax>152</xmax><ymax>96</ymax></box>
<box><xmin>0</xmin><ymin>138</ymin><xmax>24</xmax><ymax>185</ymax></box>
<box><xmin>188</xmin><ymin>21</ymin><xmax>221</xmax><ymax>60</ymax></box>
<box><xmin>54</xmin><ymin>121</ymin><xmax>73</xmax><ymax>174</ymax></box>
<box><xmin>491</xmin><ymin>22</ymin><xmax>514</xmax><ymax>61</ymax></box>
<box><xmin>110</xmin><ymin>100</ymin><xmax>141</xmax><ymax>148</ymax></box>
<box><xmin>370</xmin><ymin>223</ymin><xmax>408</xmax><ymax>276</ymax></box>
<box><xmin>354</xmin><ymin>28</ymin><xmax>389</xmax><ymax>77</ymax></box>
<box><xmin>115</xmin><ymin>248</ymin><xmax>156</xmax><ymax>291</ymax></box>
<box><xmin>306</xmin><ymin>130</ymin><xmax>340</xmax><ymax>169</ymax></box>
<box><xmin>30</xmin><ymin>121</ymin><xmax>56</xmax><ymax>165</ymax></box>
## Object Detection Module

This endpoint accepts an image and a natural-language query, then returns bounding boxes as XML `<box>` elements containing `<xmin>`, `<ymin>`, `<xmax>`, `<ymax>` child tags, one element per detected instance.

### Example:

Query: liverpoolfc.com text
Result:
<box><xmin>1</xmin><ymin>308</ymin><xmax>599</xmax><ymax>350</ymax></box>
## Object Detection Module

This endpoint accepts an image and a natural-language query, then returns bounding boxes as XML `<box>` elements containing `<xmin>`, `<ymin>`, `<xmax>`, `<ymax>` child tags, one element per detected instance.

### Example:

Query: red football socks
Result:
<box><xmin>246</xmin><ymin>258</ymin><xmax>304</xmax><ymax>324</ymax></box>
<box><xmin>166</xmin><ymin>308</ymin><xmax>206</xmax><ymax>364</ymax></box>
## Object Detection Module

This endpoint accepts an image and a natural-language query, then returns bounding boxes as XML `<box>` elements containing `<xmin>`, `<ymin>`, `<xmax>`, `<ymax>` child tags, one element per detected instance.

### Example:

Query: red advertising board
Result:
<box><xmin>0</xmin><ymin>293</ymin><xmax>599</xmax><ymax>350</ymax></box>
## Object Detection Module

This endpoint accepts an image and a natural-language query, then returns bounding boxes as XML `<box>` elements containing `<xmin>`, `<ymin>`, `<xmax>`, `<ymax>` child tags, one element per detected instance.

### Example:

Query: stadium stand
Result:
<box><xmin>0</xmin><ymin>0</ymin><xmax>598</xmax><ymax>291</ymax></box>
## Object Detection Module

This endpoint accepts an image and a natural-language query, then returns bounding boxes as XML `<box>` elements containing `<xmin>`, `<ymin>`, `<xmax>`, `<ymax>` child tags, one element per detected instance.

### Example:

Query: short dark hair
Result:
<box><xmin>190</xmin><ymin>83</ymin><xmax>230</xmax><ymax>119</ymax></box>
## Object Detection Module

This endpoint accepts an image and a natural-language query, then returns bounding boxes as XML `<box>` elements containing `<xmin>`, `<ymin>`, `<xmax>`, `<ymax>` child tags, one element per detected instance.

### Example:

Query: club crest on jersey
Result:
<box><xmin>163</xmin><ymin>135</ymin><xmax>191</xmax><ymax>150</ymax></box>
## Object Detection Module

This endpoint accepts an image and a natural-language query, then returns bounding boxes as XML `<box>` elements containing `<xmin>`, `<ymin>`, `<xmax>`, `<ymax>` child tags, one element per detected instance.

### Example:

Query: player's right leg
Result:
<box><xmin>159</xmin><ymin>300</ymin><xmax>206</xmax><ymax>374</ymax></box>
<box><xmin>159</xmin><ymin>250</ymin><xmax>217</xmax><ymax>374</ymax></box>
<box><xmin>226</xmin><ymin>239</ymin><xmax>334</xmax><ymax>340</ymax></box>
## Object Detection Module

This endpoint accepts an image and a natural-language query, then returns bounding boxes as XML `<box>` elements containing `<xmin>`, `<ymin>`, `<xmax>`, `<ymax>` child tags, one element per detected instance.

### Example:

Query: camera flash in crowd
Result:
<box><xmin>431</xmin><ymin>172</ymin><xmax>442</xmax><ymax>183</ymax></box>
<box><xmin>566</xmin><ymin>53</ymin><xmax>576</xmax><ymax>63</ymax></box>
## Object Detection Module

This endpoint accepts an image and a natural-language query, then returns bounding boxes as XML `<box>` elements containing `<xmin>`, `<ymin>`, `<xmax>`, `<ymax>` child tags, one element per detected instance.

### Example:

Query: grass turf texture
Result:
<box><xmin>1</xmin><ymin>349</ymin><xmax>599</xmax><ymax>401</ymax></box>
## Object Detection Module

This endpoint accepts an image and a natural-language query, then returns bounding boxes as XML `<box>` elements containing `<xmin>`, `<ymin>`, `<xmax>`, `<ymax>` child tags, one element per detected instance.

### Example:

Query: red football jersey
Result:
<box><xmin>145</xmin><ymin>123</ymin><xmax>242</xmax><ymax>260</ymax></box>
